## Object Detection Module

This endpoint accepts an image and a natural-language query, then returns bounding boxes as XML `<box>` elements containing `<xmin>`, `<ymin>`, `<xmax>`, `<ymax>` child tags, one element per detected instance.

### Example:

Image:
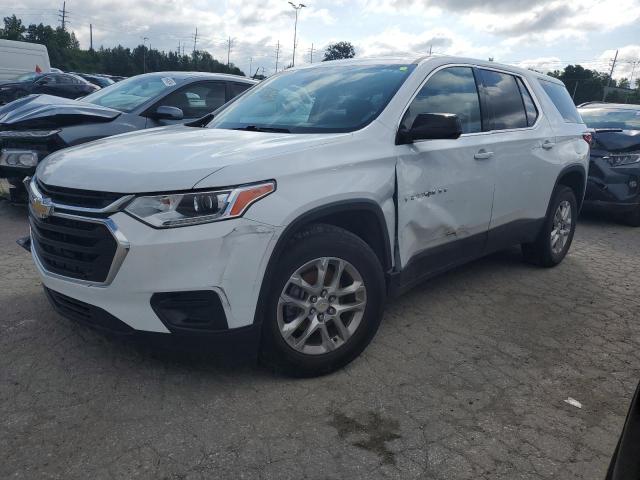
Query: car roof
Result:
<box><xmin>134</xmin><ymin>71</ymin><xmax>257</xmax><ymax>84</ymax></box>
<box><xmin>290</xmin><ymin>55</ymin><xmax>562</xmax><ymax>84</ymax></box>
<box><xmin>578</xmin><ymin>102</ymin><xmax>640</xmax><ymax>110</ymax></box>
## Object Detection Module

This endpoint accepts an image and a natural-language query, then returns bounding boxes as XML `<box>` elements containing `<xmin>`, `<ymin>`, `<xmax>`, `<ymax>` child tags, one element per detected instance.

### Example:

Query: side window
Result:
<box><xmin>229</xmin><ymin>82</ymin><xmax>251</xmax><ymax>100</ymax></box>
<box><xmin>478</xmin><ymin>69</ymin><xmax>528</xmax><ymax>130</ymax></box>
<box><xmin>516</xmin><ymin>77</ymin><xmax>538</xmax><ymax>126</ymax></box>
<box><xmin>400</xmin><ymin>66</ymin><xmax>482</xmax><ymax>134</ymax></box>
<box><xmin>161</xmin><ymin>82</ymin><xmax>227</xmax><ymax>118</ymax></box>
<box><xmin>539</xmin><ymin>80</ymin><xmax>583</xmax><ymax>123</ymax></box>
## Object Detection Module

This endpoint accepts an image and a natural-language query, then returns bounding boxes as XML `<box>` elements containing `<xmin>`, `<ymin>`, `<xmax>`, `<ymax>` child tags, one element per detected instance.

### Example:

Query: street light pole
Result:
<box><xmin>288</xmin><ymin>2</ymin><xmax>306</xmax><ymax>67</ymax></box>
<box><xmin>142</xmin><ymin>37</ymin><xmax>149</xmax><ymax>73</ymax></box>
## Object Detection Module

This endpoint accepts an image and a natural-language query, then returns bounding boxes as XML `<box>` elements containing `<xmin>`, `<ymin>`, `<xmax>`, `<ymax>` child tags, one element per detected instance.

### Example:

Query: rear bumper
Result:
<box><xmin>582</xmin><ymin>199</ymin><xmax>640</xmax><ymax>214</ymax></box>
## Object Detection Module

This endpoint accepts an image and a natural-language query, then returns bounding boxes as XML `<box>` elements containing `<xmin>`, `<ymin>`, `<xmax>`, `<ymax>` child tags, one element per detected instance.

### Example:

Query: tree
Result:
<box><xmin>0</xmin><ymin>14</ymin><xmax>245</xmax><ymax>77</ymax></box>
<box><xmin>1</xmin><ymin>14</ymin><xmax>26</xmax><ymax>40</ymax></box>
<box><xmin>323</xmin><ymin>41</ymin><xmax>356</xmax><ymax>62</ymax></box>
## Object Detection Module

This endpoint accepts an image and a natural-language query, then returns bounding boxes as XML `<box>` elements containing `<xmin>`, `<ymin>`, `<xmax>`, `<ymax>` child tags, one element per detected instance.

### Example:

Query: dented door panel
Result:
<box><xmin>396</xmin><ymin>135</ymin><xmax>495</xmax><ymax>268</ymax></box>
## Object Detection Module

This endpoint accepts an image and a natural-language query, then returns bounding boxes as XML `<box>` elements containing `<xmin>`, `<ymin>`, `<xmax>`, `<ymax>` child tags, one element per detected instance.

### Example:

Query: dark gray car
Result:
<box><xmin>0</xmin><ymin>71</ymin><xmax>256</xmax><ymax>201</ymax></box>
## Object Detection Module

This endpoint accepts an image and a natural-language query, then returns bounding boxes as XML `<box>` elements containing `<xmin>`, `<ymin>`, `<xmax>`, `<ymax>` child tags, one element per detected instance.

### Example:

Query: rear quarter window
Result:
<box><xmin>539</xmin><ymin>80</ymin><xmax>583</xmax><ymax>123</ymax></box>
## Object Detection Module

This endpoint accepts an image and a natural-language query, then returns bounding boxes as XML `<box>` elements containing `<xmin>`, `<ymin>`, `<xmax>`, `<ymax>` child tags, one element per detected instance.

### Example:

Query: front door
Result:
<box><xmin>396</xmin><ymin>66</ymin><xmax>495</xmax><ymax>272</ymax></box>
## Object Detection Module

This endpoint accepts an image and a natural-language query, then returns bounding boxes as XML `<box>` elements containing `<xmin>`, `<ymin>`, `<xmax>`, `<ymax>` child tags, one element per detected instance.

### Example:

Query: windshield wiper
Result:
<box><xmin>233</xmin><ymin>125</ymin><xmax>291</xmax><ymax>133</ymax></box>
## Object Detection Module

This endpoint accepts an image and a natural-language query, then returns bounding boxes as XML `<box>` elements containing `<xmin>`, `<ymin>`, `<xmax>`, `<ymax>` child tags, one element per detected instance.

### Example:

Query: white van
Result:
<box><xmin>0</xmin><ymin>39</ymin><xmax>51</xmax><ymax>81</ymax></box>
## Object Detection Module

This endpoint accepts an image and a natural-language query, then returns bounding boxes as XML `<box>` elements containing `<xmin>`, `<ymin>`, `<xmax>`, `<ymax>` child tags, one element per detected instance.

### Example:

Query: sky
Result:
<box><xmin>4</xmin><ymin>0</ymin><xmax>640</xmax><ymax>80</ymax></box>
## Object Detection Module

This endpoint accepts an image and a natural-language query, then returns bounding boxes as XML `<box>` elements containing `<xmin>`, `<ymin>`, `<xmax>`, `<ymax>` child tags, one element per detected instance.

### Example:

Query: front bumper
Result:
<box><xmin>584</xmin><ymin>156</ymin><xmax>640</xmax><ymax>212</ymax></box>
<box><xmin>33</xmin><ymin>210</ymin><xmax>281</xmax><ymax>337</ymax></box>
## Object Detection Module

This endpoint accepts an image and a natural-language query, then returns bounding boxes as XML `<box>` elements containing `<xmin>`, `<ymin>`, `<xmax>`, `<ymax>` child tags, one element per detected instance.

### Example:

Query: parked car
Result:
<box><xmin>578</xmin><ymin>102</ymin><xmax>640</xmax><ymax>226</ymax></box>
<box><xmin>24</xmin><ymin>56</ymin><xmax>589</xmax><ymax>376</ymax></box>
<box><xmin>0</xmin><ymin>39</ymin><xmax>50</xmax><ymax>82</ymax></box>
<box><xmin>0</xmin><ymin>72</ymin><xmax>99</xmax><ymax>105</ymax></box>
<box><xmin>73</xmin><ymin>73</ymin><xmax>115</xmax><ymax>88</ymax></box>
<box><xmin>0</xmin><ymin>71</ymin><xmax>256</xmax><ymax>201</ymax></box>
<box><xmin>606</xmin><ymin>379</ymin><xmax>640</xmax><ymax>480</ymax></box>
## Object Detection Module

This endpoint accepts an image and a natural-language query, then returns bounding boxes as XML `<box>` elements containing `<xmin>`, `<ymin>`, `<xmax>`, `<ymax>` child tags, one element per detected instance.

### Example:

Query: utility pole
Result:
<box><xmin>249</xmin><ymin>57</ymin><xmax>252</xmax><ymax>76</ymax></box>
<box><xmin>603</xmin><ymin>49</ymin><xmax>618</xmax><ymax>101</ymax></box>
<box><xmin>275</xmin><ymin>40</ymin><xmax>280</xmax><ymax>73</ymax></box>
<box><xmin>89</xmin><ymin>24</ymin><xmax>93</xmax><ymax>51</ymax></box>
<box><xmin>288</xmin><ymin>2</ymin><xmax>306</xmax><ymax>67</ymax></box>
<box><xmin>309</xmin><ymin>43</ymin><xmax>314</xmax><ymax>63</ymax></box>
<box><xmin>630</xmin><ymin>60</ymin><xmax>639</xmax><ymax>90</ymax></box>
<box><xmin>227</xmin><ymin>37</ymin><xmax>233</xmax><ymax>67</ymax></box>
<box><xmin>572</xmin><ymin>80</ymin><xmax>579</xmax><ymax>100</ymax></box>
<box><xmin>429</xmin><ymin>44</ymin><xmax>432</xmax><ymax>55</ymax></box>
<box><xmin>142</xmin><ymin>37</ymin><xmax>149</xmax><ymax>73</ymax></box>
<box><xmin>58</xmin><ymin>1</ymin><xmax>67</xmax><ymax>30</ymax></box>
<box><xmin>193</xmin><ymin>27</ymin><xmax>198</xmax><ymax>53</ymax></box>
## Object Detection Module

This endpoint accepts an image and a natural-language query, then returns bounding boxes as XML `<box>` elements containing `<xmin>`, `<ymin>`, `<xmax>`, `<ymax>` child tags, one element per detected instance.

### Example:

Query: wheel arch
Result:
<box><xmin>252</xmin><ymin>199</ymin><xmax>393</xmax><ymax>325</ymax></box>
<box><xmin>554</xmin><ymin>164</ymin><xmax>587</xmax><ymax>212</ymax></box>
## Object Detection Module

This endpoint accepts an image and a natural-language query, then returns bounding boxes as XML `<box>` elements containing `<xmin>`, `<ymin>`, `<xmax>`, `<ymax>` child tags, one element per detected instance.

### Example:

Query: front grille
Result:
<box><xmin>44</xmin><ymin>287</ymin><xmax>134</xmax><ymax>333</ymax></box>
<box><xmin>37</xmin><ymin>179</ymin><xmax>124</xmax><ymax>209</ymax></box>
<box><xmin>30</xmin><ymin>213</ymin><xmax>118</xmax><ymax>282</ymax></box>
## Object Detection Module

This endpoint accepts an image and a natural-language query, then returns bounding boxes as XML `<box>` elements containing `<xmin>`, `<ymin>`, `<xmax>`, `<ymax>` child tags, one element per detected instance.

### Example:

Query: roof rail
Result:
<box><xmin>577</xmin><ymin>101</ymin><xmax>607</xmax><ymax>107</ymax></box>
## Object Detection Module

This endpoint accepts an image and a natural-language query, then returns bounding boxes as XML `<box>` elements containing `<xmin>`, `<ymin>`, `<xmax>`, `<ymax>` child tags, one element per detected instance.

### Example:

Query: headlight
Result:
<box><xmin>605</xmin><ymin>153</ymin><xmax>640</xmax><ymax>167</ymax></box>
<box><xmin>125</xmin><ymin>181</ymin><xmax>275</xmax><ymax>228</ymax></box>
<box><xmin>0</xmin><ymin>149</ymin><xmax>39</xmax><ymax>167</ymax></box>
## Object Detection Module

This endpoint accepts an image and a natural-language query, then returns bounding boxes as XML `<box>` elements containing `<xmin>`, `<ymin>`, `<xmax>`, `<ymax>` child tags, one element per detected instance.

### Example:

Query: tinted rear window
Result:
<box><xmin>516</xmin><ymin>77</ymin><xmax>538</xmax><ymax>127</ymax></box>
<box><xmin>479</xmin><ymin>69</ymin><xmax>527</xmax><ymax>130</ymax></box>
<box><xmin>539</xmin><ymin>80</ymin><xmax>582</xmax><ymax>123</ymax></box>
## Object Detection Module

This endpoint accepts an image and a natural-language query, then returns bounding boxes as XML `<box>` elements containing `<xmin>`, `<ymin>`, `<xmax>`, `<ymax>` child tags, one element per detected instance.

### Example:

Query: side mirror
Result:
<box><xmin>397</xmin><ymin>113</ymin><xmax>463</xmax><ymax>144</ymax></box>
<box><xmin>153</xmin><ymin>105</ymin><xmax>184</xmax><ymax>121</ymax></box>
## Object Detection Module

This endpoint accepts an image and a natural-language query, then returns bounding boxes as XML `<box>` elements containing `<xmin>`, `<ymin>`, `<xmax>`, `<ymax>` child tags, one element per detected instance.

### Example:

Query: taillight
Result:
<box><xmin>583</xmin><ymin>133</ymin><xmax>593</xmax><ymax>145</ymax></box>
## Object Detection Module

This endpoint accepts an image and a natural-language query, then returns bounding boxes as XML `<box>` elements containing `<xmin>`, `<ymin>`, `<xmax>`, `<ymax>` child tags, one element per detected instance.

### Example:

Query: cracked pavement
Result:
<box><xmin>1</xmin><ymin>196</ymin><xmax>639</xmax><ymax>479</ymax></box>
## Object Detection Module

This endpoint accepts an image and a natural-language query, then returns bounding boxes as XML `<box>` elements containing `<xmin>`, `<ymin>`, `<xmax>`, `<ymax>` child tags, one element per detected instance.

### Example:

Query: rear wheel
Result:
<box><xmin>522</xmin><ymin>186</ymin><xmax>577</xmax><ymax>267</ymax></box>
<box><xmin>260</xmin><ymin>224</ymin><xmax>385</xmax><ymax>377</ymax></box>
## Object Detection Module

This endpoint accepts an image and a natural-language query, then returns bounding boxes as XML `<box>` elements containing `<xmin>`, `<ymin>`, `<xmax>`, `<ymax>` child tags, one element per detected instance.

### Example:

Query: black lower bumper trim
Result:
<box><xmin>583</xmin><ymin>200</ymin><xmax>640</xmax><ymax>214</ymax></box>
<box><xmin>43</xmin><ymin>287</ymin><xmax>261</xmax><ymax>358</ymax></box>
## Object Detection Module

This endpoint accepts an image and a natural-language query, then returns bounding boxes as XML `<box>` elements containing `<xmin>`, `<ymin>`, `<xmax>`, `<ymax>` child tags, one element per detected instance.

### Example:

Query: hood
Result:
<box><xmin>37</xmin><ymin>125</ymin><xmax>351</xmax><ymax>192</ymax></box>
<box><xmin>592</xmin><ymin>129</ymin><xmax>640</xmax><ymax>153</ymax></box>
<box><xmin>0</xmin><ymin>94</ymin><xmax>121</xmax><ymax>129</ymax></box>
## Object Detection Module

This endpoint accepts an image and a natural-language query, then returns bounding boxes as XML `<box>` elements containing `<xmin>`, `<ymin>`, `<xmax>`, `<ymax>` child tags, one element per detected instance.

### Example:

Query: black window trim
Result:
<box><xmin>397</xmin><ymin>63</ymin><xmax>544</xmax><ymax>140</ymax></box>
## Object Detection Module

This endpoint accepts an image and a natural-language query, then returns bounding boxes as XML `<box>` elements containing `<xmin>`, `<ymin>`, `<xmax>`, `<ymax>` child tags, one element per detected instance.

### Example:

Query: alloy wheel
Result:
<box><xmin>551</xmin><ymin>200</ymin><xmax>572</xmax><ymax>255</ymax></box>
<box><xmin>277</xmin><ymin>257</ymin><xmax>367</xmax><ymax>355</ymax></box>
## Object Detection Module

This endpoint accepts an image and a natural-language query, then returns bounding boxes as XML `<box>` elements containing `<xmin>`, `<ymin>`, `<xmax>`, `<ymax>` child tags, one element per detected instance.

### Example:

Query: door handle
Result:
<box><xmin>542</xmin><ymin>140</ymin><xmax>556</xmax><ymax>150</ymax></box>
<box><xmin>474</xmin><ymin>150</ymin><xmax>494</xmax><ymax>160</ymax></box>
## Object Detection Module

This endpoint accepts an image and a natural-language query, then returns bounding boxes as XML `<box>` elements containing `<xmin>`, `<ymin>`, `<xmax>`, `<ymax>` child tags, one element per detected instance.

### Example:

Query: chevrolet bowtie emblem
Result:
<box><xmin>31</xmin><ymin>196</ymin><xmax>54</xmax><ymax>219</ymax></box>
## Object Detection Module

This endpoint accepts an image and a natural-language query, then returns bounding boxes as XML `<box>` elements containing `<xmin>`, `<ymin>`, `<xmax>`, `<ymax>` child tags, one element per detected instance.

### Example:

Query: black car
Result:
<box><xmin>0</xmin><ymin>71</ymin><xmax>256</xmax><ymax>201</ymax></box>
<box><xmin>73</xmin><ymin>73</ymin><xmax>115</xmax><ymax>88</ymax></box>
<box><xmin>0</xmin><ymin>72</ymin><xmax>100</xmax><ymax>105</ymax></box>
<box><xmin>579</xmin><ymin>102</ymin><xmax>640</xmax><ymax>226</ymax></box>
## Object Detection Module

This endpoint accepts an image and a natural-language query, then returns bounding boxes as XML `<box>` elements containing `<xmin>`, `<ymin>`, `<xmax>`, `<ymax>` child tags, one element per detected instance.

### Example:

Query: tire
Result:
<box><xmin>260</xmin><ymin>223</ymin><xmax>386</xmax><ymax>377</ymax></box>
<box><xmin>622</xmin><ymin>207</ymin><xmax>640</xmax><ymax>227</ymax></box>
<box><xmin>522</xmin><ymin>185</ymin><xmax>577</xmax><ymax>267</ymax></box>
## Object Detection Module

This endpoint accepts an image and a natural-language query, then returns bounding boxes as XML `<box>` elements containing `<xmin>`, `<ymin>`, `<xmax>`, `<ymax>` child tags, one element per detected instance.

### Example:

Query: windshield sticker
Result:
<box><xmin>161</xmin><ymin>77</ymin><xmax>176</xmax><ymax>87</ymax></box>
<box><xmin>399</xmin><ymin>66</ymin><xmax>408</xmax><ymax>71</ymax></box>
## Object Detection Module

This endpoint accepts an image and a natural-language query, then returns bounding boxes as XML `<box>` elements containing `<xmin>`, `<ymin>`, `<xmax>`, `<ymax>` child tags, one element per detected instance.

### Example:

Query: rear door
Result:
<box><xmin>396</xmin><ymin>66</ymin><xmax>495</xmax><ymax>272</ymax></box>
<box><xmin>476</xmin><ymin>68</ymin><xmax>558</xmax><ymax>246</ymax></box>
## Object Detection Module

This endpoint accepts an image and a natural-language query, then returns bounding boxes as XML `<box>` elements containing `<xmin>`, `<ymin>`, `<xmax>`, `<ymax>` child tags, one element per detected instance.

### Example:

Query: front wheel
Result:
<box><xmin>522</xmin><ymin>186</ymin><xmax>577</xmax><ymax>267</ymax></box>
<box><xmin>260</xmin><ymin>224</ymin><xmax>386</xmax><ymax>377</ymax></box>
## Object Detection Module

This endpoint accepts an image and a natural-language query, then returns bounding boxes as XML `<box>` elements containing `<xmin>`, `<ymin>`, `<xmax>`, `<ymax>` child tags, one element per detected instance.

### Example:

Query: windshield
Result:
<box><xmin>82</xmin><ymin>74</ymin><xmax>179</xmax><ymax>113</ymax></box>
<box><xmin>208</xmin><ymin>64</ymin><xmax>416</xmax><ymax>133</ymax></box>
<box><xmin>580</xmin><ymin>108</ymin><xmax>640</xmax><ymax>130</ymax></box>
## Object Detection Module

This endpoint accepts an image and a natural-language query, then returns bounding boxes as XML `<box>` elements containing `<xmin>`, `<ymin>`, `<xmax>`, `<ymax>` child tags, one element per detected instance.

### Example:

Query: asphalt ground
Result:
<box><xmin>1</xmin><ymin>194</ymin><xmax>639</xmax><ymax>479</ymax></box>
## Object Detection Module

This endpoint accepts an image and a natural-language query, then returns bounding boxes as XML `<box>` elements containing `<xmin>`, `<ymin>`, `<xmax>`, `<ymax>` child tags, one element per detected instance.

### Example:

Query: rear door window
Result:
<box><xmin>539</xmin><ymin>80</ymin><xmax>583</xmax><ymax>123</ymax></box>
<box><xmin>478</xmin><ymin>69</ymin><xmax>528</xmax><ymax>130</ymax></box>
<box><xmin>228</xmin><ymin>82</ymin><xmax>251</xmax><ymax>100</ymax></box>
<box><xmin>516</xmin><ymin>78</ymin><xmax>538</xmax><ymax>126</ymax></box>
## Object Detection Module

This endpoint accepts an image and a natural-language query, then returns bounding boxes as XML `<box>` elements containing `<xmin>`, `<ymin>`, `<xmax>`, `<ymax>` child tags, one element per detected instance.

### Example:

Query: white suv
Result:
<box><xmin>27</xmin><ymin>56</ymin><xmax>590</xmax><ymax>376</ymax></box>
